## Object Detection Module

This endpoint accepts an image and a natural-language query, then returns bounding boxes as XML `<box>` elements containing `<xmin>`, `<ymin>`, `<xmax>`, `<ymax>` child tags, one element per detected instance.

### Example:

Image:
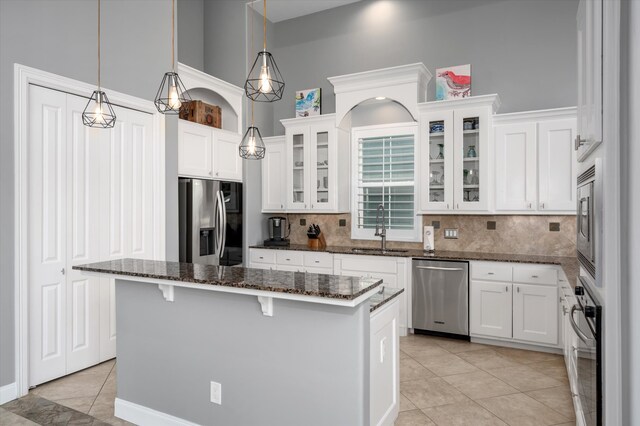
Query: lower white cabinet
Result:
<box><xmin>248</xmin><ymin>249</ymin><xmax>410</xmax><ymax>335</ymax></box>
<box><xmin>512</xmin><ymin>283</ymin><xmax>558</xmax><ymax>345</ymax></box>
<box><xmin>470</xmin><ymin>281</ymin><xmax>513</xmax><ymax>339</ymax></box>
<box><xmin>334</xmin><ymin>255</ymin><xmax>410</xmax><ymax>335</ymax></box>
<box><xmin>370</xmin><ymin>298</ymin><xmax>400</xmax><ymax>426</ymax></box>
<box><xmin>470</xmin><ymin>261</ymin><xmax>560</xmax><ymax>347</ymax></box>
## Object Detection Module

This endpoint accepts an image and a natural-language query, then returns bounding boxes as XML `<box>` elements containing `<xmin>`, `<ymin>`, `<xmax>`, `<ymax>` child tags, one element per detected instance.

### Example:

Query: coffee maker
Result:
<box><xmin>264</xmin><ymin>216</ymin><xmax>289</xmax><ymax>246</ymax></box>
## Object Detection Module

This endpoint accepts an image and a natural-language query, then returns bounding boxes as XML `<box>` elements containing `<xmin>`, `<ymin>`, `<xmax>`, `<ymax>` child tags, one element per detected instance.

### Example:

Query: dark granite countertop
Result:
<box><xmin>369</xmin><ymin>287</ymin><xmax>404</xmax><ymax>313</ymax></box>
<box><xmin>250</xmin><ymin>245</ymin><xmax>579</xmax><ymax>288</ymax></box>
<box><xmin>73</xmin><ymin>258</ymin><xmax>383</xmax><ymax>301</ymax></box>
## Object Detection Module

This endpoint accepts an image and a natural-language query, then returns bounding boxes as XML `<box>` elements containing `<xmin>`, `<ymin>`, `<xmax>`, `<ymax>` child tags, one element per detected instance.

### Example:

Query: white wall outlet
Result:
<box><xmin>210</xmin><ymin>381</ymin><xmax>222</xmax><ymax>405</ymax></box>
<box><xmin>444</xmin><ymin>228</ymin><xmax>458</xmax><ymax>239</ymax></box>
<box><xmin>423</xmin><ymin>226</ymin><xmax>435</xmax><ymax>251</ymax></box>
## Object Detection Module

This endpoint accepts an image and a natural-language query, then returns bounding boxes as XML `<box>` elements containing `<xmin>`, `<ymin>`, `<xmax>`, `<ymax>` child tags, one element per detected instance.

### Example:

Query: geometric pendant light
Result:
<box><xmin>154</xmin><ymin>0</ymin><xmax>191</xmax><ymax>114</ymax></box>
<box><xmin>82</xmin><ymin>0</ymin><xmax>116</xmax><ymax>128</ymax></box>
<box><xmin>239</xmin><ymin>103</ymin><xmax>266</xmax><ymax>159</ymax></box>
<box><xmin>239</xmin><ymin>0</ymin><xmax>266</xmax><ymax>159</ymax></box>
<box><xmin>244</xmin><ymin>0</ymin><xmax>284</xmax><ymax>102</ymax></box>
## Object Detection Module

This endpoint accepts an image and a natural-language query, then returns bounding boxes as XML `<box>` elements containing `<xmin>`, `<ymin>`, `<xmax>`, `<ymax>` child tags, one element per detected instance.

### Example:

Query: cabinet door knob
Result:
<box><xmin>540</xmin><ymin>203</ymin><xmax>545</xmax><ymax>209</ymax></box>
<box><xmin>488</xmin><ymin>272</ymin><xmax>495</xmax><ymax>275</ymax></box>
<box><xmin>505</xmin><ymin>286</ymin><xmax>508</xmax><ymax>292</ymax></box>
<box><xmin>531</xmin><ymin>275</ymin><xmax>539</xmax><ymax>278</ymax></box>
<box><xmin>280</xmin><ymin>204</ymin><xmax>283</xmax><ymax>209</ymax></box>
<box><xmin>457</xmin><ymin>203</ymin><xmax>459</xmax><ymax>209</ymax></box>
<box><xmin>517</xmin><ymin>286</ymin><xmax>520</xmax><ymax>293</ymax></box>
<box><xmin>528</xmin><ymin>202</ymin><xmax>532</xmax><ymax>209</ymax></box>
<box><xmin>216</xmin><ymin>172</ymin><xmax>219</xmax><ymax>176</ymax></box>
<box><xmin>574</xmin><ymin>135</ymin><xmax>586</xmax><ymax>150</ymax></box>
<box><xmin>61</xmin><ymin>268</ymin><xmax>65</xmax><ymax>275</ymax></box>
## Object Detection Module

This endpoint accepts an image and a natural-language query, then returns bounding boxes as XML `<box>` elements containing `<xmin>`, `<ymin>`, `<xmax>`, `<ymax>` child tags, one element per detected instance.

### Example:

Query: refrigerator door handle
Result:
<box><xmin>213</xmin><ymin>190</ymin><xmax>221</xmax><ymax>257</ymax></box>
<box><xmin>218</xmin><ymin>190</ymin><xmax>227</xmax><ymax>259</ymax></box>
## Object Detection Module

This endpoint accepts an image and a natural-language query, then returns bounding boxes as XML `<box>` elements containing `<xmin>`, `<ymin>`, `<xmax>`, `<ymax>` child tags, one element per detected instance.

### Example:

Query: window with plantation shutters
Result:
<box><xmin>351</xmin><ymin>124</ymin><xmax>421</xmax><ymax>242</ymax></box>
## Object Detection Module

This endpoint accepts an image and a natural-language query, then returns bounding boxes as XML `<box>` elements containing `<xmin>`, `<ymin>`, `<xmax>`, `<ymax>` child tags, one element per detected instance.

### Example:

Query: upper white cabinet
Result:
<box><xmin>281</xmin><ymin>114</ymin><xmax>350</xmax><ymax>213</ymax></box>
<box><xmin>576</xmin><ymin>0</ymin><xmax>603</xmax><ymax>161</ymax></box>
<box><xmin>261</xmin><ymin>136</ymin><xmax>286</xmax><ymax>212</ymax></box>
<box><xmin>495</xmin><ymin>123</ymin><xmax>537</xmax><ymax>211</ymax></box>
<box><xmin>418</xmin><ymin>95</ymin><xmax>500</xmax><ymax>213</ymax></box>
<box><xmin>178</xmin><ymin>120</ymin><xmax>214</xmax><ymax>178</ymax></box>
<box><xmin>178</xmin><ymin>120</ymin><xmax>242</xmax><ymax>182</ymax></box>
<box><xmin>494</xmin><ymin>109</ymin><xmax>577</xmax><ymax>213</ymax></box>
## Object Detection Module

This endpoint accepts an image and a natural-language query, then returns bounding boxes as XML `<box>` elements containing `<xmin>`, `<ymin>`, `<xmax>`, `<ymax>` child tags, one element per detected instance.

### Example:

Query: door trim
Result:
<box><xmin>13</xmin><ymin>64</ymin><xmax>166</xmax><ymax>398</ymax></box>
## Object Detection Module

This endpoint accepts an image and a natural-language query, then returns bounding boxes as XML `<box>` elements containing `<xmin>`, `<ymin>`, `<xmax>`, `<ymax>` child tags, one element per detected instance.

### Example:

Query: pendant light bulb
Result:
<box><xmin>239</xmin><ymin>126</ymin><xmax>266</xmax><ymax>159</ymax></box>
<box><xmin>168</xmin><ymin>77</ymin><xmax>182</xmax><ymax>110</ymax></box>
<box><xmin>259</xmin><ymin>65</ymin><xmax>272</xmax><ymax>93</ymax></box>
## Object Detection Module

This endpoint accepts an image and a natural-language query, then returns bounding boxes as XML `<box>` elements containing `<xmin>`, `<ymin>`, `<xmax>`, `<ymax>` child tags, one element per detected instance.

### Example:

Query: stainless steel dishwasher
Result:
<box><xmin>412</xmin><ymin>259</ymin><xmax>469</xmax><ymax>338</ymax></box>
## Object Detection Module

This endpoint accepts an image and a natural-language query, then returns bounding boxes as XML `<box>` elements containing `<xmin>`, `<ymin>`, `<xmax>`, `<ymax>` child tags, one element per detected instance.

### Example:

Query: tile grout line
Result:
<box><xmin>88</xmin><ymin>360</ymin><xmax>116</xmax><ymax>414</ymax></box>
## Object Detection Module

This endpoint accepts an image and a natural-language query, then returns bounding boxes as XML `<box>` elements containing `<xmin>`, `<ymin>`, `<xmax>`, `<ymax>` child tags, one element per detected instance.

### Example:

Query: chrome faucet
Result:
<box><xmin>374</xmin><ymin>204</ymin><xmax>387</xmax><ymax>251</ymax></box>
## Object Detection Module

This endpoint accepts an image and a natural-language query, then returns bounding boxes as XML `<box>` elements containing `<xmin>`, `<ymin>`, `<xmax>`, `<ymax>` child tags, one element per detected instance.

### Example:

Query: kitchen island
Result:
<box><xmin>74</xmin><ymin>259</ymin><xmax>403</xmax><ymax>426</ymax></box>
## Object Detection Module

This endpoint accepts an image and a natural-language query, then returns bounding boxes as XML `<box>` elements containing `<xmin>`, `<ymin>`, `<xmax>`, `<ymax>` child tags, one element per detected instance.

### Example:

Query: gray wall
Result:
<box><xmin>0</xmin><ymin>0</ymin><xmax>173</xmax><ymax>387</ymax></box>
<box><xmin>177</xmin><ymin>0</ymin><xmax>204</xmax><ymax>72</ymax></box>
<box><xmin>116</xmin><ymin>280</ymin><xmax>370</xmax><ymax>425</ymax></box>
<box><xmin>271</xmin><ymin>0</ymin><xmax>579</xmax><ymax>134</ymax></box>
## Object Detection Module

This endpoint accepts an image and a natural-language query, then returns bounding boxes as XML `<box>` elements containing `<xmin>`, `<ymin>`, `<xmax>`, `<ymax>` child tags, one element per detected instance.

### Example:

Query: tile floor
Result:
<box><xmin>397</xmin><ymin>334</ymin><xmax>575</xmax><ymax>426</ymax></box>
<box><xmin>1</xmin><ymin>334</ymin><xmax>575</xmax><ymax>425</ymax></box>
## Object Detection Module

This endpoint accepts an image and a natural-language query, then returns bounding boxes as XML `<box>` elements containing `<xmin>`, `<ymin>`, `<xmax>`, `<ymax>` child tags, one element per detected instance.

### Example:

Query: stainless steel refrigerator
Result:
<box><xmin>179</xmin><ymin>178</ymin><xmax>243</xmax><ymax>266</ymax></box>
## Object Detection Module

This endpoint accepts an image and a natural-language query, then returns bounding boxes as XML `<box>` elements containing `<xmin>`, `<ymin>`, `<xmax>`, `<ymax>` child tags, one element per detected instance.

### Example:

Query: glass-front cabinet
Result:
<box><xmin>419</xmin><ymin>110</ymin><xmax>454</xmax><ymax>211</ymax></box>
<box><xmin>288</xmin><ymin>127</ymin><xmax>309</xmax><ymax>210</ymax></box>
<box><xmin>418</xmin><ymin>98</ymin><xmax>495</xmax><ymax>213</ymax></box>
<box><xmin>454</xmin><ymin>107</ymin><xmax>488</xmax><ymax>211</ymax></box>
<box><xmin>283</xmin><ymin>115</ymin><xmax>350</xmax><ymax>212</ymax></box>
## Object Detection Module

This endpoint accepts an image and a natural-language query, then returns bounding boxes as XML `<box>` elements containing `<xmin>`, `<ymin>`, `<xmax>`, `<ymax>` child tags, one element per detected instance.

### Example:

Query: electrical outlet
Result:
<box><xmin>444</xmin><ymin>228</ymin><xmax>458</xmax><ymax>239</ymax></box>
<box><xmin>210</xmin><ymin>381</ymin><xmax>222</xmax><ymax>405</ymax></box>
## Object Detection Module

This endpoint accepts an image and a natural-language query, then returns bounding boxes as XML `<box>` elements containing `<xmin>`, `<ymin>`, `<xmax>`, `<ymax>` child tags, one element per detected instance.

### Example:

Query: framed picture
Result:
<box><xmin>436</xmin><ymin>64</ymin><xmax>471</xmax><ymax>100</ymax></box>
<box><xmin>295</xmin><ymin>88</ymin><xmax>321</xmax><ymax>117</ymax></box>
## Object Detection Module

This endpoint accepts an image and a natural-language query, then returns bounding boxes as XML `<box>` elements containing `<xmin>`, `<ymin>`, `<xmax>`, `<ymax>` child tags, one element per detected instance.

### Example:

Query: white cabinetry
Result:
<box><xmin>494</xmin><ymin>109</ymin><xmax>577</xmax><ymax>213</ymax></box>
<box><xmin>470</xmin><ymin>280</ymin><xmax>513</xmax><ymax>339</ymax></box>
<box><xmin>370</xmin><ymin>298</ymin><xmax>400</xmax><ymax>426</ymax></box>
<box><xmin>334</xmin><ymin>254</ymin><xmax>409</xmax><ymax>335</ymax></box>
<box><xmin>281</xmin><ymin>114</ymin><xmax>350</xmax><ymax>213</ymax></box>
<box><xmin>512</xmin><ymin>283</ymin><xmax>558</xmax><ymax>345</ymax></box>
<box><xmin>470</xmin><ymin>261</ymin><xmax>560</xmax><ymax>347</ymax></box>
<box><xmin>418</xmin><ymin>95</ymin><xmax>500</xmax><ymax>213</ymax></box>
<box><xmin>249</xmin><ymin>249</ymin><xmax>333</xmax><ymax>275</ymax></box>
<box><xmin>576</xmin><ymin>0</ymin><xmax>603</xmax><ymax>160</ymax></box>
<box><xmin>261</xmin><ymin>136</ymin><xmax>286</xmax><ymax>212</ymax></box>
<box><xmin>178</xmin><ymin>120</ymin><xmax>242</xmax><ymax>182</ymax></box>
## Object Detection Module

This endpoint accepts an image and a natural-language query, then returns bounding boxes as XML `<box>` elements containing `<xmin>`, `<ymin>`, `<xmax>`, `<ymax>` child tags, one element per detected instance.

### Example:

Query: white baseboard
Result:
<box><xmin>470</xmin><ymin>336</ymin><xmax>563</xmax><ymax>354</ymax></box>
<box><xmin>114</xmin><ymin>398</ymin><xmax>201</xmax><ymax>426</ymax></box>
<box><xmin>0</xmin><ymin>382</ymin><xmax>18</xmax><ymax>405</ymax></box>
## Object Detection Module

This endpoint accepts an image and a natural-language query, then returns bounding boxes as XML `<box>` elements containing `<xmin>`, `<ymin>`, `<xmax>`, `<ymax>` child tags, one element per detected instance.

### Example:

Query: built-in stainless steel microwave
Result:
<box><xmin>577</xmin><ymin>165</ymin><xmax>597</xmax><ymax>278</ymax></box>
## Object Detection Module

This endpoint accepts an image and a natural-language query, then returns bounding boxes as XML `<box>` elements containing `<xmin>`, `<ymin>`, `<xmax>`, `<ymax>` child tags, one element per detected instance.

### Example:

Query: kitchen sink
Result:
<box><xmin>350</xmin><ymin>248</ymin><xmax>408</xmax><ymax>254</ymax></box>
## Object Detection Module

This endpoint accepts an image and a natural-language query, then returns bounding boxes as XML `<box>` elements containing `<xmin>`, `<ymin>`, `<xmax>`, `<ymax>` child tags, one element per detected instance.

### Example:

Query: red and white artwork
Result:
<box><xmin>436</xmin><ymin>64</ymin><xmax>471</xmax><ymax>100</ymax></box>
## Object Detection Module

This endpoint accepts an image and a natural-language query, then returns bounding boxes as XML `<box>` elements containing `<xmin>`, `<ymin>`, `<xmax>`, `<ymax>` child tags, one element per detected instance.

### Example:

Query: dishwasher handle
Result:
<box><xmin>416</xmin><ymin>265</ymin><xmax>464</xmax><ymax>272</ymax></box>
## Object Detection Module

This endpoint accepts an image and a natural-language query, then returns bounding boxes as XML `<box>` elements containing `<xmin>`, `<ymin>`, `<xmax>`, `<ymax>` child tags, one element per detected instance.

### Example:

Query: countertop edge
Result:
<box><xmin>74</xmin><ymin>266</ymin><xmax>384</xmax><ymax>306</ymax></box>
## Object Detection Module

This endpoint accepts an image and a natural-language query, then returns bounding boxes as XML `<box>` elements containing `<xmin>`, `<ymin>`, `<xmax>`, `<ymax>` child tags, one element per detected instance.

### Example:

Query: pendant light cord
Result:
<box><xmin>263</xmin><ymin>0</ymin><xmax>267</xmax><ymax>51</ymax></box>
<box><xmin>97</xmin><ymin>0</ymin><xmax>101</xmax><ymax>89</ymax></box>
<box><xmin>172</xmin><ymin>0</ymin><xmax>175</xmax><ymax>71</ymax></box>
<box><xmin>250</xmin><ymin>0</ymin><xmax>255</xmax><ymax>125</ymax></box>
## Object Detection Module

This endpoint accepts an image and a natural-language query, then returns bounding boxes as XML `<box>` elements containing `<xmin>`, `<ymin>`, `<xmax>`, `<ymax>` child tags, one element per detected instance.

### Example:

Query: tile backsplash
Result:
<box><xmin>282</xmin><ymin>214</ymin><xmax>576</xmax><ymax>257</ymax></box>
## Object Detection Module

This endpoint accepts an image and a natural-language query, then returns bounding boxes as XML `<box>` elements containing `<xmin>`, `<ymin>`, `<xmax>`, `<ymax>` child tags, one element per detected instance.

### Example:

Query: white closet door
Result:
<box><xmin>28</xmin><ymin>85</ymin><xmax>68</xmax><ymax>386</ymax></box>
<box><xmin>64</xmin><ymin>95</ymin><xmax>102</xmax><ymax>373</ymax></box>
<box><xmin>98</xmin><ymin>106</ymin><xmax>129</xmax><ymax>361</ymax></box>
